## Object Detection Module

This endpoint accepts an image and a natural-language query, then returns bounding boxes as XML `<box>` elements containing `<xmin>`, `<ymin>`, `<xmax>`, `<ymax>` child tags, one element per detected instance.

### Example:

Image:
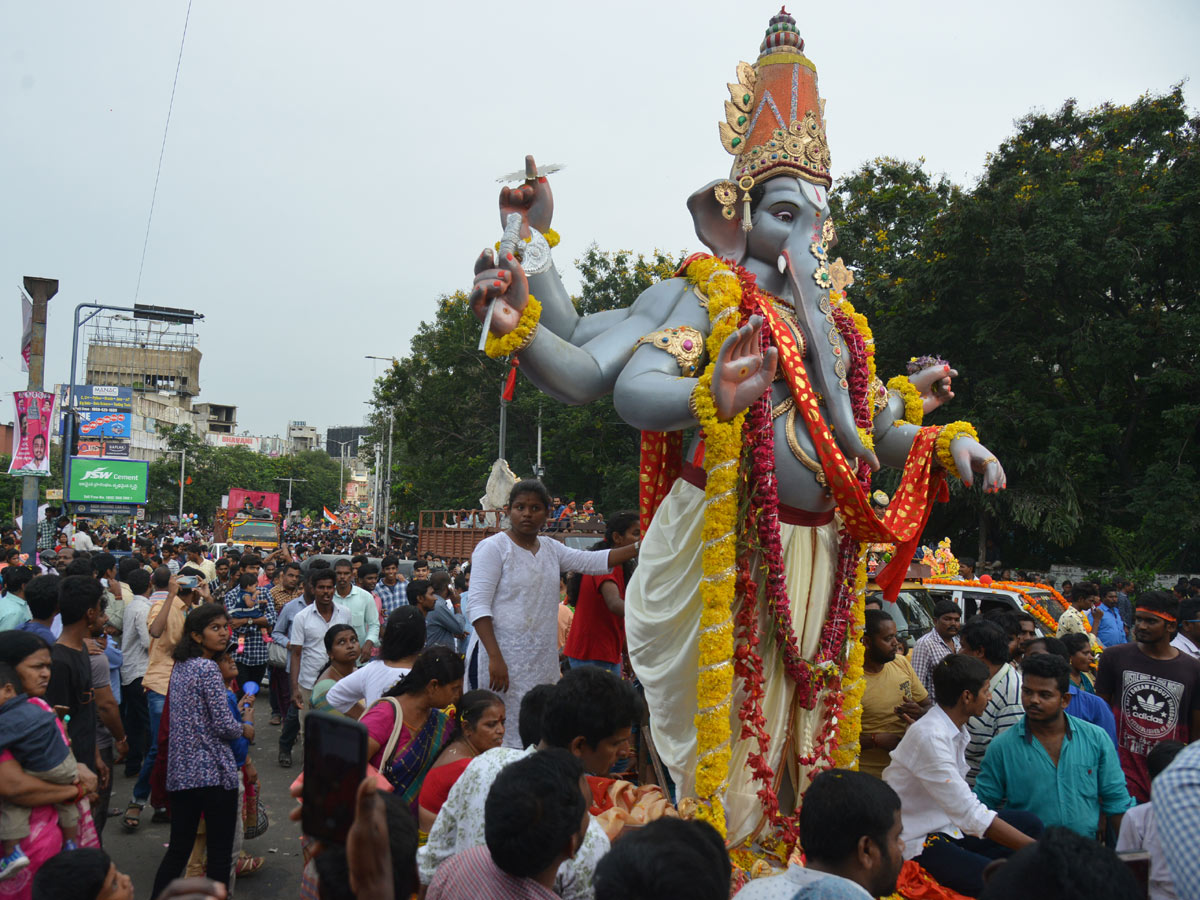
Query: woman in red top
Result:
<box><xmin>415</xmin><ymin>690</ymin><xmax>505</xmax><ymax>834</ymax></box>
<box><xmin>563</xmin><ymin>511</ymin><xmax>640</xmax><ymax>676</ymax></box>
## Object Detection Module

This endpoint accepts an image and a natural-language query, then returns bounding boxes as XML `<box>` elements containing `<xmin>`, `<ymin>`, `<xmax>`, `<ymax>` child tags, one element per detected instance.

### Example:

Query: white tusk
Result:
<box><xmin>777</xmin><ymin>254</ymin><xmax>786</xmax><ymax>274</ymax></box>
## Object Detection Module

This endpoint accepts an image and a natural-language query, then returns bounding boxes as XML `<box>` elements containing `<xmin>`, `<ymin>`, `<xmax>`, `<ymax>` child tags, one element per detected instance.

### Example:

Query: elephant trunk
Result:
<box><xmin>781</xmin><ymin>249</ymin><xmax>879</xmax><ymax>472</ymax></box>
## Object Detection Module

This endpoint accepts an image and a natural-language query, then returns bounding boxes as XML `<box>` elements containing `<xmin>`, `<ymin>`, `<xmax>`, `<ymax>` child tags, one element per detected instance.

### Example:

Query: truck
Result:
<box><xmin>417</xmin><ymin>508</ymin><xmax>605</xmax><ymax>559</ymax></box>
<box><xmin>213</xmin><ymin>488</ymin><xmax>283</xmax><ymax>551</ymax></box>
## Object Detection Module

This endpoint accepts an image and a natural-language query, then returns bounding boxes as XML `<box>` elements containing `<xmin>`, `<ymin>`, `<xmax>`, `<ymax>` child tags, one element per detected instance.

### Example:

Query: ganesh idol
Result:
<box><xmin>469</xmin><ymin>9</ymin><xmax>1006</xmax><ymax>848</ymax></box>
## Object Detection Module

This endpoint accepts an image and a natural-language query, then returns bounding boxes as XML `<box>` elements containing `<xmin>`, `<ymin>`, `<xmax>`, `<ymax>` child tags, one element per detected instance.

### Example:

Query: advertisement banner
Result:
<box><xmin>227</xmin><ymin>489</ymin><xmax>280</xmax><ymax>516</ymax></box>
<box><xmin>60</xmin><ymin>386</ymin><xmax>133</xmax><ymax>452</ymax></box>
<box><xmin>102</xmin><ymin>440</ymin><xmax>130</xmax><ymax>458</ymax></box>
<box><xmin>19</xmin><ymin>290</ymin><xmax>32</xmax><ymax>373</ymax></box>
<box><xmin>8</xmin><ymin>391</ymin><xmax>55</xmax><ymax>476</ymax></box>
<box><xmin>77</xmin><ymin>411</ymin><xmax>130</xmax><ymax>439</ymax></box>
<box><xmin>67</xmin><ymin>457</ymin><xmax>148</xmax><ymax>504</ymax></box>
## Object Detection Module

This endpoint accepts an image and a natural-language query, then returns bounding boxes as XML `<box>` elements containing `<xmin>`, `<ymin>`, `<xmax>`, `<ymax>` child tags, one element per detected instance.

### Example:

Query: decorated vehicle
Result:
<box><xmin>466</xmin><ymin>8</ymin><xmax>1008</xmax><ymax>862</ymax></box>
<box><xmin>213</xmin><ymin>488</ymin><xmax>283</xmax><ymax>549</ymax></box>
<box><xmin>225</xmin><ymin>516</ymin><xmax>281</xmax><ymax>551</ymax></box>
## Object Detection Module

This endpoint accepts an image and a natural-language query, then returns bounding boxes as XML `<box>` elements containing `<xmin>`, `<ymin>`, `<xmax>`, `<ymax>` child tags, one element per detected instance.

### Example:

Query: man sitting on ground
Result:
<box><xmin>883</xmin><ymin>654</ymin><xmax>1042</xmax><ymax>897</ymax></box>
<box><xmin>734</xmin><ymin>770</ymin><xmax>904</xmax><ymax>899</ymax></box>
<box><xmin>428</xmin><ymin>750</ymin><xmax>590</xmax><ymax>899</ymax></box>
<box><xmin>418</xmin><ymin>667</ymin><xmax>639</xmax><ymax>900</ymax></box>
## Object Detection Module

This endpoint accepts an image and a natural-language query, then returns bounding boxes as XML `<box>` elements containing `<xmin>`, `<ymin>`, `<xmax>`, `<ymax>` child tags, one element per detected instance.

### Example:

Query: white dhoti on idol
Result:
<box><xmin>627</xmin><ymin>477</ymin><xmax>841</xmax><ymax>846</ymax></box>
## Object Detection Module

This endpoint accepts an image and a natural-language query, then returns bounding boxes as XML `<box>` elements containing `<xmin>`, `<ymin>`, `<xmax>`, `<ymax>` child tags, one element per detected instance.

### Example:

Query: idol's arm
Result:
<box><xmin>518</xmin><ymin>279</ymin><xmax>689</xmax><ymax>405</ymax></box>
<box><xmin>873</xmin><ymin>400</ymin><xmax>922</xmax><ymax>470</ymax></box>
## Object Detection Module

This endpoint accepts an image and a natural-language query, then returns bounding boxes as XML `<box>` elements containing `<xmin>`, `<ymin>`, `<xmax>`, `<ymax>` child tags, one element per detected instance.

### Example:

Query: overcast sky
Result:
<box><xmin>3</xmin><ymin>1</ymin><xmax>1196</xmax><ymax>438</ymax></box>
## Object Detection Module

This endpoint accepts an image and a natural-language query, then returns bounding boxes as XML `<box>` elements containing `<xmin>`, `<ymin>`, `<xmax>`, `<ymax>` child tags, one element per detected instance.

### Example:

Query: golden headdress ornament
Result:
<box><xmin>715</xmin><ymin>7</ymin><xmax>832</xmax><ymax>228</ymax></box>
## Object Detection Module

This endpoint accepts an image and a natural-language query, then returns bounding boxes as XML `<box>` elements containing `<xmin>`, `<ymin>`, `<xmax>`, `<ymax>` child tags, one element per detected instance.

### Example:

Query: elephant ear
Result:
<box><xmin>687</xmin><ymin>179</ymin><xmax>747</xmax><ymax>263</ymax></box>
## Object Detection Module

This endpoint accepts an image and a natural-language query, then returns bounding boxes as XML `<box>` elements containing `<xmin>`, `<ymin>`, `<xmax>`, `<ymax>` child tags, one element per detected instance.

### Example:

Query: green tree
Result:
<box><xmin>833</xmin><ymin>88</ymin><xmax>1200</xmax><ymax>569</ymax></box>
<box><xmin>366</xmin><ymin>246</ymin><xmax>682</xmax><ymax>523</ymax></box>
<box><xmin>147</xmin><ymin>425</ymin><xmax>341</xmax><ymax>522</ymax></box>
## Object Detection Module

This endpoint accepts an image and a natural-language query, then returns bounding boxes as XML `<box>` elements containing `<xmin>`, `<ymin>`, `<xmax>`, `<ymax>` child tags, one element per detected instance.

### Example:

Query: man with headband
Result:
<box><xmin>1096</xmin><ymin>589</ymin><xmax>1200</xmax><ymax>801</ymax></box>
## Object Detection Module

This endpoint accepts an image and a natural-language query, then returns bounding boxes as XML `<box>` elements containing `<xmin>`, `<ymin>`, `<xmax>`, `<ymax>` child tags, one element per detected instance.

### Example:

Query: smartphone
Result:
<box><xmin>176</xmin><ymin>575</ymin><xmax>200</xmax><ymax>589</ymax></box>
<box><xmin>301</xmin><ymin>712</ymin><xmax>368</xmax><ymax>844</ymax></box>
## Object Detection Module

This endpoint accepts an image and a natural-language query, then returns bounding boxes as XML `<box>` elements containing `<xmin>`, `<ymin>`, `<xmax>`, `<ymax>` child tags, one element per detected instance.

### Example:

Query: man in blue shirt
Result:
<box><xmin>1090</xmin><ymin>583</ymin><xmax>1128</xmax><ymax>648</ymax></box>
<box><xmin>1022</xmin><ymin>636</ymin><xmax>1117</xmax><ymax>744</ymax></box>
<box><xmin>975</xmin><ymin>653</ymin><xmax>1133</xmax><ymax>839</ymax></box>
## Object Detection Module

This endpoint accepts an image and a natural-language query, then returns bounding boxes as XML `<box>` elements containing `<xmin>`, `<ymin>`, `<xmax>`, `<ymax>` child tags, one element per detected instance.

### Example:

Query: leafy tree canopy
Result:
<box><xmin>833</xmin><ymin>87</ymin><xmax>1199</xmax><ymax>571</ymax></box>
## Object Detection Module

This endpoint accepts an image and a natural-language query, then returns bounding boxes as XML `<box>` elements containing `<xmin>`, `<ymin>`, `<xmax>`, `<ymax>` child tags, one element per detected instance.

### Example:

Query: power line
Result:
<box><xmin>133</xmin><ymin>0</ymin><xmax>194</xmax><ymax>304</ymax></box>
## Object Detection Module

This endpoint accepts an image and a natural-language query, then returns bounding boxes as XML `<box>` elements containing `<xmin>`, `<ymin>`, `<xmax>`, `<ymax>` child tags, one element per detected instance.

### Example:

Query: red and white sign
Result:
<box><xmin>8</xmin><ymin>391</ymin><xmax>54</xmax><ymax>476</ymax></box>
<box><xmin>228</xmin><ymin>488</ymin><xmax>280</xmax><ymax>516</ymax></box>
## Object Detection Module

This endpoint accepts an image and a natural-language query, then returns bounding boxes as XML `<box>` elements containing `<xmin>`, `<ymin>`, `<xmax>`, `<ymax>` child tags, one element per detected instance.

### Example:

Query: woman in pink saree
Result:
<box><xmin>0</xmin><ymin>631</ymin><xmax>100</xmax><ymax>899</ymax></box>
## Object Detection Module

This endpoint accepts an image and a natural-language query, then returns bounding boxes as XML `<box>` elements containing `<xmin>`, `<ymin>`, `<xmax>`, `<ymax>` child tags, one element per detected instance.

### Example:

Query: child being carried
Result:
<box><xmin>0</xmin><ymin>662</ymin><xmax>81</xmax><ymax>879</ymax></box>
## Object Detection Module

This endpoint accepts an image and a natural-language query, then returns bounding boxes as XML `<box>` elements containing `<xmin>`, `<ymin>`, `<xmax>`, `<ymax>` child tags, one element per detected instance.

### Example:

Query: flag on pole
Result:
<box><xmin>502</xmin><ymin>358</ymin><xmax>519</xmax><ymax>403</ymax></box>
<box><xmin>323</xmin><ymin>506</ymin><xmax>338</xmax><ymax>525</ymax></box>
<box><xmin>19</xmin><ymin>289</ymin><xmax>32</xmax><ymax>373</ymax></box>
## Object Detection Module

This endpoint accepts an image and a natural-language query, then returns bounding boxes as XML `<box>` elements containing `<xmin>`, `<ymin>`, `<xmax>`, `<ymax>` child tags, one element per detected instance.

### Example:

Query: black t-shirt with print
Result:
<box><xmin>1095</xmin><ymin>642</ymin><xmax>1200</xmax><ymax>802</ymax></box>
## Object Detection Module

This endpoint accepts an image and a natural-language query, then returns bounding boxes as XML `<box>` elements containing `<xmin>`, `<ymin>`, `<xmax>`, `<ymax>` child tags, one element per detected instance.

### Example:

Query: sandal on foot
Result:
<box><xmin>121</xmin><ymin>802</ymin><xmax>144</xmax><ymax>833</ymax></box>
<box><xmin>235</xmin><ymin>854</ymin><xmax>264</xmax><ymax>877</ymax></box>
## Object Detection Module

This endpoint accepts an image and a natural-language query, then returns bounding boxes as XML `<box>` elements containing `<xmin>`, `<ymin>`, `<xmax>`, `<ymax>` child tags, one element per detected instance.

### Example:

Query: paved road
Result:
<box><xmin>103</xmin><ymin>726</ymin><xmax>306</xmax><ymax>899</ymax></box>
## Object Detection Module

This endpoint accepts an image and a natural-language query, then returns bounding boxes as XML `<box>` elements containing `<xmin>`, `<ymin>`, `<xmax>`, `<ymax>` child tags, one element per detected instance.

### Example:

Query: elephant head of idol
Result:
<box><xmin>686</xmin><ymin>8</ymin><xmax>876</xmax><ymax>469</ymax></box>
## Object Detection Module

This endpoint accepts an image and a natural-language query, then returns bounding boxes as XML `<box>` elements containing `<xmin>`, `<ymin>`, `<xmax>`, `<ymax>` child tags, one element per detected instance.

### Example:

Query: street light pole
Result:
<box><xmin>163</xmin><ymin>449</ymin><xmax>185</xmax><ymax>524</ymax></box>
<box><xmin>364</xmin><ymin>355</ymin><xmax>399</xmax><ymax>546</ymax></box>
<box><xmin>329</xmin><ymin>439</ymin><xmax>354</xmax><ymax>509</ymax></box>
<box><xmin>275</xmin><ymin>476</ymin><xmax>307</xmax><ymax>518</ymax></box>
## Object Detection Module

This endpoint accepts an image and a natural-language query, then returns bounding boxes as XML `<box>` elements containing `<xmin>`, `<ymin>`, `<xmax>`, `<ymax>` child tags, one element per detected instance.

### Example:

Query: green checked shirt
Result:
<box><xmin>974</xmin><ymin>713</ymin><xmax>1134</xmax><ymax>838</ymax></box>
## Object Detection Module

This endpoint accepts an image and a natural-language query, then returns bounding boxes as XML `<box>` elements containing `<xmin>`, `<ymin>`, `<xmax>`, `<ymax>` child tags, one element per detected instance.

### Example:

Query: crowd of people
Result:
<box><xmin>0</xmin><ymin>494</ymin><xmax>1198</xmax><ymax>900</ymax></box>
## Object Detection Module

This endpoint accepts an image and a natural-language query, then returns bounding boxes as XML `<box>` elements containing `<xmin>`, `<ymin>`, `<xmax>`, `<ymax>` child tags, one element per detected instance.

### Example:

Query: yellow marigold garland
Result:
<box><xmin>483</xmin><ymin>295</ymin><xmax>542</xmax><ymax>359</ymax></box>
<box><xmin>832</xmin><ymin>546</ymin><xmax>868</xmax><ymax>770</ymax></box>
<box><xmin>934</xmin><ymin>421</ymin><xmax>979</xmax><ymax>480</ymax></box>
<box><xmin>832</xmin><ymin>290</ymin><xmax>879</xmax><ymax>459</ymax></box>
<box><xmin>684</xmin><ymin>256</ymin><xmax>746</xmax><ymax>837</ymax></box>
<box><xmin>831</xmin><ymin>291</ymin><xmax>875</xmax><ymax>385</ymax></box>
<box><xmin>886</xmin><ymin>375</ymin><xmax>924</xmax><ymax>427</ymax></box>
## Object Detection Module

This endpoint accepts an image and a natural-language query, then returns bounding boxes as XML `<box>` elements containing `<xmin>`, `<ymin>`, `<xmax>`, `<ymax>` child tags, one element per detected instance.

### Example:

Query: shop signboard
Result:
<box><xmin>67</xmin><ymin>457</ymin><xmax>148</xmax><ymax>504</ymax></box>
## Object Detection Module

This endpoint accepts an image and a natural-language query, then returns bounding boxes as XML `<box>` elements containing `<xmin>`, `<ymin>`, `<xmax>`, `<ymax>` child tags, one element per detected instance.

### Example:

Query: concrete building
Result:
<box><xmin>194</xmin><ymin>403</ymin><xmax>237</xmax><ymax>435</ymax></box>
<box><xmin>84</xmin><ymin>342</ymin><xmax>202</xmax><ymax>399</ymax></box>
<box><xmin>288</xmin><ymin>421</ymin><xmax>319</xmax><ymax>452</ymax></box>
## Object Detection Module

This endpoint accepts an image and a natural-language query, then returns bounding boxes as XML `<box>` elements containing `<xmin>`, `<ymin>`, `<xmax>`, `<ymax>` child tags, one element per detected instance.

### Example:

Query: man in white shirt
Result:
<box><xmin>883</xmin><ymin>654</ymin><xmax>1042</xmax><ymax>897</ymax></box>
<box><xmin>332</xmin><ymin>558</ymin><xmax>379</xmax><ymax>661</ymax></box>
<box><xmin>1171</xmin><ymin>597</ymin><xmax>1200</xmax><ymax>660</ymax></box>
<box><xmin>419</xmin><ymin>666</ymin><xmax>638</xmax><ymax>900</ymax></box>
<box><xmin>283</xmin><ymin>567</ymin><xmax>349</xmax><ymax>766</ymax></box>
<box><xmin>118</xmin><ymin>568</ymin><xmax>154</xmax><ymax>777</ymax></box>
<box><xmin>71</xmin><ymin>524</ymin><xmax>96</xmax><ymax>552</ymax></box>
<box><xmin>733</xmin><ymin>770</ymin><xmax>905</xmax><ymax>899</ymax></box>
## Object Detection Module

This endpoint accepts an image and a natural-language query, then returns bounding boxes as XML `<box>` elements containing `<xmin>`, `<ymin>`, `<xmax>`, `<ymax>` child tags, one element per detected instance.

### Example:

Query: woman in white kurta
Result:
<box><xmin>465</xmin><ymin>480</ymin><xmax>639</xmax><ymax>748</ymax></box>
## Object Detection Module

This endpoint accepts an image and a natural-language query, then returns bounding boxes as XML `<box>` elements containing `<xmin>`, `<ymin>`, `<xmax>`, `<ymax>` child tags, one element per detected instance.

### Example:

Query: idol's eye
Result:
<box><xmin>773</xmin><ymin>209</ymin><xmax>794</xmax><ymax>223</ymax></box>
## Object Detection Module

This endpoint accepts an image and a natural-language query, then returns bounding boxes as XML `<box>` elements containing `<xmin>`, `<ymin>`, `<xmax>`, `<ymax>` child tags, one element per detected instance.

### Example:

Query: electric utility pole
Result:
<box><xmin>20</xmin><ymin>278</ymin><xmax>56</xmax><ymax>562</ymax></box>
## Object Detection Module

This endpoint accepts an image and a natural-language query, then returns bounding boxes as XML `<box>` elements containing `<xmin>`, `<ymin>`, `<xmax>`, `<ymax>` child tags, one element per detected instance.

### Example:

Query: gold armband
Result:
<box><xmin>935</xmin><ymin>421</ymin><xmax>979</xmax><ymax>480</ymax></box>
<box><xmin>484</xmin><ymin>295</ymin><xmax>542</xmax><ymax>359</ymax></box>
<box><xmin>886</xmin><ymin>375</ymin><xmax>924</xmax><ymax>427</ymax></box>
<box><xmin>634</xmin><ymin>326</ymin><xmax>705</xmax><ymax>377</ymax></box>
